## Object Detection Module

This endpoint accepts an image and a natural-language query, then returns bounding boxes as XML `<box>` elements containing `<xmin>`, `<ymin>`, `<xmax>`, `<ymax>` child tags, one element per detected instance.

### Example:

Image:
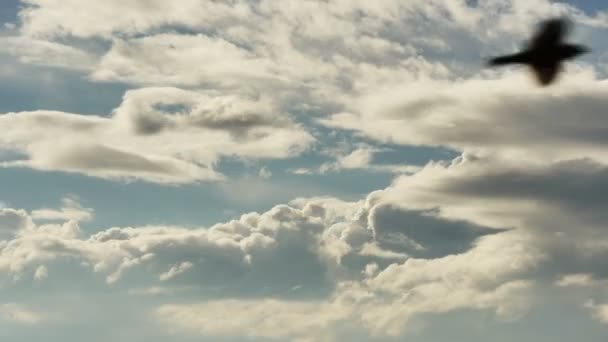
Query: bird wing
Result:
<box><xmin>531</xmin><ymin>63</ymin><xmax>561</xmax><ymax>86</ymax></box>
<box><xmin>529</xmin><ymin>18</ymin><xmax>569</xmax><ymax>49</ymax></box>
<box><xmin>487</xmin><ymin>52</ymin><xmax>527</xmax><ymax>66</ymax></box>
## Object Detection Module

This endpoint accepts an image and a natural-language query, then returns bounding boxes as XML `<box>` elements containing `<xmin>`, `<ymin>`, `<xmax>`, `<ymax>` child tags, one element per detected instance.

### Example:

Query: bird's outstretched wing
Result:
<box><xmin>487</xmin><ymin>52</ymin><xmax>527</xmax><ymax>66</ymax></box>
<box><xmin>529</xmin><ymin>18</ymin><xmax>570</xmax><ymax>49</ymax></box>
<box><xmin>531</xmin><ymin>63</ymin><xmax>561</xmax><ymax>86</ymax></box>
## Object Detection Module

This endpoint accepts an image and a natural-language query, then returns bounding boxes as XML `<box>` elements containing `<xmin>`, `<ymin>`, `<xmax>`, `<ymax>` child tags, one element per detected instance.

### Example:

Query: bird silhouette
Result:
<box><xmin>487</xmin><ymin>18</ymin><xmax>589</xmax><ymax>86</ymax></box>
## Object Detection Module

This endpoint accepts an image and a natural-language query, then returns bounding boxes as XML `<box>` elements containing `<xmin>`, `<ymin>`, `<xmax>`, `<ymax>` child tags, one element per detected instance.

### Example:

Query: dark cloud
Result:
<box><xmin>49</xmin><ymin>144</ymin><xmax>181</xmax><ymax>174</ymax></box>
<box><xmin>370</xmin><ymin>204</ymin><xmax>504</xmax><ymax>258</ymax></box>
<box><xmin>441</xmin><ymin>158</ymin><xmax>608</xmax><ymax>222</ymax></box>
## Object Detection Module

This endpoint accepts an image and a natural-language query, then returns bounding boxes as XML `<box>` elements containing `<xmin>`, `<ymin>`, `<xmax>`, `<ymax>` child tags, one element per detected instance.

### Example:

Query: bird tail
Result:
<box><xmin>487</xmin><ymin>53</ymin><xmax>527</xmax><ymax>66</ymax></box>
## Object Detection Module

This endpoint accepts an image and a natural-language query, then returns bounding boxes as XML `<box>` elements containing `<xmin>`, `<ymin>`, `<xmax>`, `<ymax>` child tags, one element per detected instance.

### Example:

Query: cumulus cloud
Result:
<box><xmin>0</xmin><ymin>208</ymin><xmax>31</xmax><ymax>240</ymax></box>
<box><xmin>0</xmin><ymin>185</ymin><xmax>540</xmax><ymax>339</ymax></box>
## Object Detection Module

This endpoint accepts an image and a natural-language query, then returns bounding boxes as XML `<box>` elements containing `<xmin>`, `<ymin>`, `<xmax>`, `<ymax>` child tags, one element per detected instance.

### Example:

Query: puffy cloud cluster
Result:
<box><xmin>0</xmin><ymin>177</ymin><xmax>565</xmax><ymax>340</ymax></box>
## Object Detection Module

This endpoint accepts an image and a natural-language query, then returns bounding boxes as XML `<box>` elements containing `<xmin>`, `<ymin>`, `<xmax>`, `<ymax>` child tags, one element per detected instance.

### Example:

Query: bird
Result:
<box><xmin>487</xmin><ymin>17</ymin><xmax>589</xmax><ymax>86</ymax></box>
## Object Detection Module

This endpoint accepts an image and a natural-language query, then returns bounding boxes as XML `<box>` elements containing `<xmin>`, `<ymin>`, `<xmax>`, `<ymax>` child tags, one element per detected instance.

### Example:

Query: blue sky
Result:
<box><xmin>571</xmin><ymin>0</ymin><xmax>606</xmax><ymax>13</ymax></box>
<box><xmin>2</xmin><ymin>1</ymin><xmax>608</xmax><ymax>341</ymax></box>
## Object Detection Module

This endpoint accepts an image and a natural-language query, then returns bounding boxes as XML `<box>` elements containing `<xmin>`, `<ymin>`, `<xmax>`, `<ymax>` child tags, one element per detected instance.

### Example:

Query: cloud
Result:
<box><xmin>4</xmin><ymin>144</ymin><xmax>608</xmax><ymax>339</ymax></box>
<box><xmin>258</xmin><ymin>167</ymin><xmax>272</xmax><ymax>179</ymax></box>
<box><xmin>321</xmin><ymin>70</ymin><xmax>608</xmax><ymax>163</ymax></box>
<box><xmin>319</xmin><ymin>147</ymin><xmax>377</xmax><ymax>174</ymax></box>
<box><xmin>18</xmin><ymin>0</ymin><xmax>603</xmax><ymax>42</ymax></box>
<box><xmin>128</xmin><ymin>286</ymin><xmax>194</xmax><ymax>297</ymax></box>
<box><xmin>112</xmin><ymin>87</ymin><xmax>293</xmax><ymax>137</ymax></box>
<box><xmin>153</xmin><ymin>228</ymin><xmax>537</xmax><ymax>339</ymax></box>
<box><xmin>14</xmin><ymin>0</ymin><xmax>606</xmax><ymax>115</ymax></box>
<box><xmin>33</xmin><ymin>265</ymin><xmax>48</xmax><ymax>281</ymax></box>
<box><xmin>586</xmin><ymin>301</ymin><xmax>608</xmax><ymax>325</ymax></box>
<box><xmin>0</xmin><ymin>88</ymin><xmax>313</xmax><ymax>184</ymax></box>
<box><xmin>31</xmin><ymin>197</ymin><xmax>94</xmax><ymax>223</ymax></box>
<box><xmin>91</xmin><ymin>34</ymin><xmax>280</xmax><ymax>89</ymax></box>
<box><xmin>555</xmin><ymin>273</ymin><xmax>597</xmax><ymax>288</ymax></box>
<box><xmin>159</xmin><ymin>261</ymin><xmax>194</xmax><ymax>282</ymax></box>
<box><xmin>0</xmin><ymin>304</ymin><xmax>44</xmax><ymax>325</ymax></box>
<box><xmin>0</xmin><ymin>36</ymin><xmax>97</xmax><ymax>70</ymax></box>
<box><xmin>0</xmin><ymin>208</ymin><xmax>31</xmax><ymax>240</ymax></box>
<box><xmin>155</xmin><ymin>299</ymin><xmax>352</xmax><ymax>341</ymax></box>
<box><xmin>0</xmin><ymin>186</ymin><xmax>533</xmax><ymax>339</ymax></box>
<box><xmin>6</xmin><ymin>0</ymin><xmax>608</xmax><ymax>187</ymax></box>
<box><xmin>304</xmin><ymin>146</ymin><xmax>422</xmax><ymax>176</ymax></box>
<box><xmin>4</xmin><ymin>0</ymin><xmax>608</xmax><ymax>340</ymax></box>
<box><xmin>18</xmin><ymin>0</ymin><xmax>238</xmax><ymax>38</ymax></box>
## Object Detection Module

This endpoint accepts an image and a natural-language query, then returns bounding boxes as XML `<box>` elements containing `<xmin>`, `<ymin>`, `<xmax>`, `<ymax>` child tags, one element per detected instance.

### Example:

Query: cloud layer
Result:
<box><xmin>2</xmin><ymin>0</ymin><xmax>608</xmax><ymax>341</ymax></box>
<box><xmin>4</xmin><ymin>154</ymin><xmax>608</xmax><ymax>339</ymax></box>
<box><xmin>2</xmin><ymin>0</ymin><xmax>607</xmax><ymax>183</ymax></box>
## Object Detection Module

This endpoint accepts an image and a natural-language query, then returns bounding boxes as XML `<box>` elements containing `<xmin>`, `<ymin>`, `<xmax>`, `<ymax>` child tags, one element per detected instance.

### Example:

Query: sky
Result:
<box><xmin>1</xmin><ymin>0</ymin><xmax>608</xmax><ymax>341</ymax></box>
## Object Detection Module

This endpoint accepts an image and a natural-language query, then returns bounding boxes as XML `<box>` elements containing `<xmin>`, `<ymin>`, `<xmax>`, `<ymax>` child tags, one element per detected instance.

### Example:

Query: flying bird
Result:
<box><xmin>487</xmin><ymin>18</ymin><xmax>589</xmax><ymax>86</ymax></box>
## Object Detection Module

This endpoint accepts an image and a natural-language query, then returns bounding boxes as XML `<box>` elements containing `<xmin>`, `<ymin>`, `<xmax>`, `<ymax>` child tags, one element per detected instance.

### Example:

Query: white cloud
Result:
<box><xmin>321</xmin><ymin>70</ymin><xmax>608</xmax><ymax>164</ymax></box>
<box><xmin>556</xmin><ymin>274</ymin><xmax>597</xmax><ymax>288</ymax></box>
<box><xmin>320</xmin><ymin>147</ymin><xmax>376</xmax><ymax>173</ymax></box>
<box><xmin>14</xmin><ymin>0</ymin><xmax>603</xmax><ymax>115</ymax></box>
<box><xmin>0</xmin><ymin>303</ymin><xmax>44</xmax><ymax>324</ymax></box>
<box><xmin>18</xmin><ymin>0</ymin><xmax>603</xmax><ymax>42</ymax></box>
<box><xmin>586</xmin><ymin>301</ymin><xmax>608</xmax><ymax>325</ymax></box>
<box><xmin>3</xmin><ymin>145</ymin><xmax>608</xmax><ymax>338</ymax></box>
<box><xmin>91</xmin><ymin>34</ymin><xmax>279</xmax><ymax>88</ymax></box>
<box><xmin>0</xmin><ymin>208</ymin><xmax>31</xmax><ymax>240</ymax></box>
<box><xmin>5</xmin><ymin>0</ymin><xmax>608</xmax><ymax>186</ymax></box>
<box><xmin>128</xmin><ymin>286</ymin><xmax>194</xmax><ymax>297</ymax></box>
<box><xmin>33</xmin><ymin>265</ymin><xmax>48</xmax><ymax>281</ymax></box>
<box><xmin>32</xmin><ymin>196</ymin><xmax>94</xmax><ymax>223</ymax></box>
<box><xmin>320</xmin><ymin>147</ymin><xmax>422</xmax><ymax>175</ymax></box>
<box><xmin>4</xmin><ymin>0</ymin><xmax>608</xmax><ymax>340</ymax></box>
<box><xmin>258</xmin><ymin>167</ymin><xmax>272</xmax><ymax>179</ymax></box>
<box><xmin>0</xmin><ymin>36</ymin><xmax>97</xmax><ymax>70</ymax></box>
<box><xmin>0</xmin><ymin>87</ymin><xmax>313</xmax><ymax>184</ymax></box>
<box><xmin>159</xmin><ymin>261</ymin><xmax>194</xmax><ymax>282</ymax></box>
<box><xmin>156</xmin><ymin>299</ymin><xmax>352</xmax><ymax>341</ymax></box>
<box><xmin>0</xmin><ymin>187</ymin><xmax>539</xmax><ymax>339</ymax></box>
<box><xmin>18</xmin><ymin>0</ymin><xmax>236</xmax><ymax>38</ymax></box>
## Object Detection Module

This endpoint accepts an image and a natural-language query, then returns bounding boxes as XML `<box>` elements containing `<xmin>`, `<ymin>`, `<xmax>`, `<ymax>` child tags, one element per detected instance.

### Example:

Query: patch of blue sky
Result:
<box><xmin>0</xmin><ymin>0</ymin><xmax>19</xmax><ymax>26</ymax></box>
<box><xmin>0</xmin><ymin>57</ymin><xmax>129</xmax><ymax>115</ymax></box>
<box><xmin>566</xmin><ymin>0</ymin><xmax>606</xmax><ymax>14</ymax></box>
